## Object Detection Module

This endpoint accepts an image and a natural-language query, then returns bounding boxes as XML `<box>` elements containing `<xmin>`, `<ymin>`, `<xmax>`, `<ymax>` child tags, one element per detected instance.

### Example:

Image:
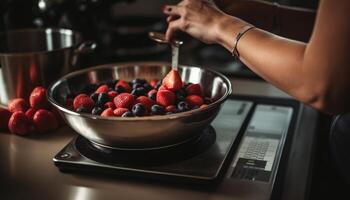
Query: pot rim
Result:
<box><xmin>0</xmin><ymin>28</ymin><xmax>81</xmax><ymax>57</ymax></box>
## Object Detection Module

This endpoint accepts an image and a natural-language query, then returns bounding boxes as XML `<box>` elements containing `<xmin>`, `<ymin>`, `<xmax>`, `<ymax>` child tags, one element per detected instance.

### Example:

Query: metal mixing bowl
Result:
<box><xmin>47</xmin><ymin>62</ymin><xmax>232</xmax><ymax>150</ymax></box>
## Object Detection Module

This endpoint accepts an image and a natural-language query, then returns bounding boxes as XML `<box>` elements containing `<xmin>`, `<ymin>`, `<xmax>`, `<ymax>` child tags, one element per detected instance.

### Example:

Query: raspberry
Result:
<box><xmin>136</xmin><ymin>96</ymin><xmax>155</xmax><ymax>111</ymax></box>
<box><xmin>156</xmin><ymin>90</ymin><xmax>175</xmax><ymax>107</ymax></box>
<box><xmin>8</xmin><ymin>111</ymin><xmax>32</xmax><ymax>136</ymax></box>
<box><xmin>115</xmin><ymin>80</ymin><xmax>131</xmax><ymax>93</ymax></box>
<box><xmin>104</xmin><ymin>102</ymin><xmax>116</xmax><ymax>109</ymax></box>
<box><xmin>113</xmin><ymin>93</ymin><xmax>135</xmax><ymax>109</ymax></box>
<box><xmin>101</xmin><ymin>108</ymin><xmax>114</xmax><ymax>117</ymax></box>
<box><xmin>186</xmin><ymin>83</ymin><xmax>202</xmax><ymax>96</ymax></box>
<box><xmin>25</xmin><ymin>108</ymin><xmax>37</xmax><ymax>121</ymax></box>
<box><xmin>8</xmin><ymin>98</ymin><xmax>28</xmax><ymax>113</ymax></box>
<box><xmin>33</xmin><ymin>109</ymin><xmax>59</xmax><ymax>134</ymax></box>
<box><xmin>29</xmin><ymin>86</ymin><xmax>49</xmax><ymax>109</ymax></box>
<box><xmin>162</xmin><ymin>69</ymin><xmax>182</xmax><ymax>91</ymax></box>
<box><xmin>186</xmin><ymin>95</ymin><xmax>204</xmax><ymax>107</ymax></box>
<box><xmin>73</xmin><ymin>94</ymin><xmax>95</xmax><ymax>111</ymax></box>
<box><xmin>108</xmin><ymin>91</ymin><xmax>118</xmax><ymax>100</ymax></box>
<box><xmin>113</xmin><ymin>108</ymin><xmax>129</xmax><ymax>117</ymax></box>
<box><xmin>95</xmin><ymin>84</ymin><xmax>109</xmax><ymax>93</ymax></box>
<box><xmin>0</xmin><ymin>108</ymin><xmax>11</xmax><ymax>131</ymax></box>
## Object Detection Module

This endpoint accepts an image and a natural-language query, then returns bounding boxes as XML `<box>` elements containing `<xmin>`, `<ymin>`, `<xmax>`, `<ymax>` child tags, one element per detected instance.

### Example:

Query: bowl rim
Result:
<box><xmin>47</xmin><ymin>61</ymin><xmax>232</xmax><ymax>121</ymax></box>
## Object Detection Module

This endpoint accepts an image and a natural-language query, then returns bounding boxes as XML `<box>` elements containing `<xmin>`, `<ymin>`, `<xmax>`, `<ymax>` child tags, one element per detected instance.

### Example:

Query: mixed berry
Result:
<box><xmin>68</xmin><ymin>69</ymin><xmax>212</xmax><ymax>117</ymax></box>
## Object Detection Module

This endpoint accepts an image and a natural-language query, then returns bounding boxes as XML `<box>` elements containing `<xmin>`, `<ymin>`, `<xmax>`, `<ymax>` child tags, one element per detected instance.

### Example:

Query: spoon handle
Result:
<box><xmin>171</xmin><ymin>44</ymin><xmax>179</xmax><ymax>71</ymax></box>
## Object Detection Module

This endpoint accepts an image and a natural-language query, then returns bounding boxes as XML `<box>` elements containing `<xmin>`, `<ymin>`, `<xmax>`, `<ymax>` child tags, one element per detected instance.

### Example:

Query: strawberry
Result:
<box><xmin>73</xmin><ymin>94</ymin><xmax>94</xmax><ymax>111</ymax></box>
<box><xmin>101</xmin><ymin>108</ymin><xmax>114</xmax><ymax>117</ymax></box>
<box><xmin>25</xmin><ymin>108</ymin><xmax>37</xmax><ymax>121</ymax></box>
<box><xmin>186</xmin><ymin>95</ymin><xmax>204</xmax><ymax>107</ymax></box>
<box><xmin>158</xmin><ymin>85</ymin><xmax>167</xmax><ymax>91</ymax></box>
<box><xmin>165</xmin><ymin>105</ymin><xmax>176</xmax><ymax>112</ymax></box>
<box><xmin>104</xmin><ymin>102</ymin><xmax>116</xmax><ymax>110</ymax></box>
<box><xmin>113</xmin><ymin>108</ymin><xmax>129</xmax><ymax>117</ymax></box>
<box><xmin>8</xmin><ymin>111</ymin><xmax>32</xmax><ymax>136</ymax></box>
<box><xmin>95</xmin><ymin>84</ymin><xmax>109</xmax><ymax>93</ymax></box>
<box><xmin>0</xmin><ymin>108</ymin><xmax>12</xmax><ymax>131</ymax></box>
<box><xmin>113</xmin><ymin>93</ymin><xmax>135</xmax><ymax>109</ymax></box>
<box><xmin>108</xmin><ymin>91</ymin><xmax>118</xmax><ymax>100</ymax></box>
<box><xmin>33</xmin><ymin>109</ymin><xmax>58</xmax><ymax>133</ymax></box>
<box><xmin>8</xmin><ymin>98</ymin><xmax>28</xmax><ymax>113</ymax></box>
<box><xmin>115</xmin><ymin>80</ymin><xmax>131</xmax><ymax>93</ymax></box>
<box><xmin>149</xmin><ymin>79</ymin><xmax>158</xmax><ymax>88</ymax></box>
<box><xmin>136</xmin><ymin>96</ymin><xmax>155</xmax><ymax>111</ymax></box>
<box><xmin>162</xmin><ymin>69</ymin><xmax>182</xmax><ymax>91</ymax></box>
<box><xmin>186</xmin><ymin>83</ymin><xmax>202</xmax><ymax>96</ymax></box>
<box><xmin>29</xmin><ymin>86</ymin><xmax>49</xmax><ymax>109</ymax></box>
<box><xmin>156</xmin><ymin>90</ymin><xmax>175</xmax><ymax>107</ymax></box>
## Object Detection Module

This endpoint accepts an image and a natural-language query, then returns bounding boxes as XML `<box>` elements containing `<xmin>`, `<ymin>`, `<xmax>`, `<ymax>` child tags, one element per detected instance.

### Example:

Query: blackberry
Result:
<box><xmin>151</xmin><ymin>105</ymin><xmax>165</xmax><ymax>115</ymax></box>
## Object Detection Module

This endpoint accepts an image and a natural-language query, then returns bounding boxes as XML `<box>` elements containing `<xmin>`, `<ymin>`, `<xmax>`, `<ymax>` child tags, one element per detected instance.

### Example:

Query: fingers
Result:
<box><xmin>165</xmin><ymin>19</ymin><xmax>183</xmax><ymax>41</ymax></box>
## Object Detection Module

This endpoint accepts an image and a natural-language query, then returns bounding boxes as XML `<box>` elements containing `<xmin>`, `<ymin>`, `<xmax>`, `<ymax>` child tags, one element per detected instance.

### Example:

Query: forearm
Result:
<box><xmin>216</xmin><ymin>0</ymin><xmax>316</xmax><ymax>42</ymax></box>
<box><xmin>216</xmin><ymin>14</ymin><xmax>350</xmax><ymax>114</ymax></box>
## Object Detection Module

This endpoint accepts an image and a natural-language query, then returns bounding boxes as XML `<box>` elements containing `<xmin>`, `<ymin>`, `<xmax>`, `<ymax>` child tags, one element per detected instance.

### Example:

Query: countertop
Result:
<box><xmin>0</xmin><ymin>78</ymin><xmax>317</xmax><ymax>200</ymax></box>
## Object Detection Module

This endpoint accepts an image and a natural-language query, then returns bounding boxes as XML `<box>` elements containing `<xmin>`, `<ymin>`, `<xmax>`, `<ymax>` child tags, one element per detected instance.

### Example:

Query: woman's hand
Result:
<box><xmin>163</xmin><ymin>0</ymin><xmax>237</xmax><ymax>44</ymax></box>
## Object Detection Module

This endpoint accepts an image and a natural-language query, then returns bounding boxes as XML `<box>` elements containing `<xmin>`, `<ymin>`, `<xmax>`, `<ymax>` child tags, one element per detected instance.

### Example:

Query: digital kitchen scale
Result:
<box><xmin>54</xmin><ymin>95</ymin><xmax>300</xmax><ymax>199</ymax></box>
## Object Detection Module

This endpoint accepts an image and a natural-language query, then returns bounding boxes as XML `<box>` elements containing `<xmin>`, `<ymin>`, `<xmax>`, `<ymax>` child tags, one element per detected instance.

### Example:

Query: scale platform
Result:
<box><xmin>54</xmin><ymin>95</ymin><xmax>300</xmax><ymax>198</ymax></box>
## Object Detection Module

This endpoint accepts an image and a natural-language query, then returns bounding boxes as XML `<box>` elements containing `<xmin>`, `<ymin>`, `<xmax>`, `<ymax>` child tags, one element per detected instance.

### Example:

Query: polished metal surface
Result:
<box><xmin>0</xmin><ymin>79</ymin><xmax>318</xmax><ymax>200</ymax></box>
<box><xmin>148</xmin><ymin>31</ymin><xmax>183</xmax><ymax>46</ymax></box>
<box><xmin>47</xmin><ymin>62</ymin><xmax>232</xmax><ymax>149</ymax></box>
<box><xmin>0</xmin><ymin>28</ymin><xmax>96</xmax><ymax>106</ymax></box>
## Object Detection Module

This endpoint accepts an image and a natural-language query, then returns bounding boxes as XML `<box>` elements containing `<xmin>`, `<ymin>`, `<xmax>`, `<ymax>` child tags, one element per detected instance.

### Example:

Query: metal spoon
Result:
<box><xmin>149</xmin><ymin>32</ymin><xmax>183</xmax><ymax>71</ymax></box>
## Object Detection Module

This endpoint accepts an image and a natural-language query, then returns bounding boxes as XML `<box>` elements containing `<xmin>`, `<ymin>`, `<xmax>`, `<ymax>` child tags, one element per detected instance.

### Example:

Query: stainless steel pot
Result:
<box><xmin>47</xmin><ymin>62</ymin><xmax>232</xmax><ymax>150</ymax></box>
<box><xmin>0</xmin><ymin>28</ymin><xmax>96</xmax><ymax>106</ymax></box>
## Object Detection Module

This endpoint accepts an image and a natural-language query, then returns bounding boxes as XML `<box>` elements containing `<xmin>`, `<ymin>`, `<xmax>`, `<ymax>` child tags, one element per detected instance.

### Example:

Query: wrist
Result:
<box><xmin>214</xmin><ymin>15</ymin><xmax>251</xmax><ymax>51</ymax></box>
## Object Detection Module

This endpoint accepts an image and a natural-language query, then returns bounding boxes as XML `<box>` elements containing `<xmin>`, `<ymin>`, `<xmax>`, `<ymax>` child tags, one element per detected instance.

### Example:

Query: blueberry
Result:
<box><xmin>151</xmin><ymin>105</ymin><xmax>165</xmax><ymax>115</ymax></box>
<box><xmin>132</xmin><ymin>78</ymin><xmax>147</xmax><ymax>85</ymax></box>
<box><xmin>132</xmin><ymin>103</ymin><xmax>146</xmax><ymax>116</ymax></box>
<box><xmin>143</xmin><ymin>83</ymin><xmax>153</xmax><ymax>92</ymax></box>
<box><xmin>96</xmin><ymin>92</ymin><xmax>109</xmax><ymax>106</ymax></box>
<box><xmin>83</xmin><ymin>84</ymin><xmax>98</xmax><ymax>95</ymax></box>
<box><xmin>92</xmin><ymin>107</ymin><xmax>103</xmax><ymax>115</ymax></box>
<box><xmin>90</xmin><ymin>93</ymin><xmax>99</xmax><ymax>102</ymax></box>
<box><xmin>155</xmin><ymin>80</ymin><xmax>162</xmax><ymax>89</ymax></box>
<box><xmin>106</xmin><ymin>80</ymin><xmax>117</xmax><ymax>89</ymax></box>
<box><xmin>115</xmin><ymin>85</ymin><xmax>125</xmax><ymax>93</ymax></box>
<box><xmin>122</xmin><ymin>111</ymin><xmax>134</xmax><ymax>117</ymax></box>
<box><xmin>132</xmin><ymin>83</ymin><xmax>143</xmax><ymax>89</ymax></box>
<box><xmin>76</xmin><ymin>106</ymin><xmax>89</xmax><ymax>113</ymax></box>
<box><xmin>149</xmin><ymin>92</ymin><xmax>157</xmax><ymax>101</ymax></box>
<box><xmin>131</xmin><ymin>87</ymin><xmax>146</xmax><ymax>97</ymax></box>
<box><xmin>177</xmin><ymin>101</ymin><xmax>190</xmax><ymax>112</ymax></box>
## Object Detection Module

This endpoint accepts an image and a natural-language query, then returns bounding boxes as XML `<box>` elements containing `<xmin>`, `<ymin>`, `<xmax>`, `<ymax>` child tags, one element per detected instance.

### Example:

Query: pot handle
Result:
<box><xmin>74</xmin><ymin>40</ymin><xmax>97</xmax><ymax>54</ymax></box>
<box><xmin>72</xmin><ymin>40</ymin><xmax>97</xmax><ymax>68</ymax></box>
